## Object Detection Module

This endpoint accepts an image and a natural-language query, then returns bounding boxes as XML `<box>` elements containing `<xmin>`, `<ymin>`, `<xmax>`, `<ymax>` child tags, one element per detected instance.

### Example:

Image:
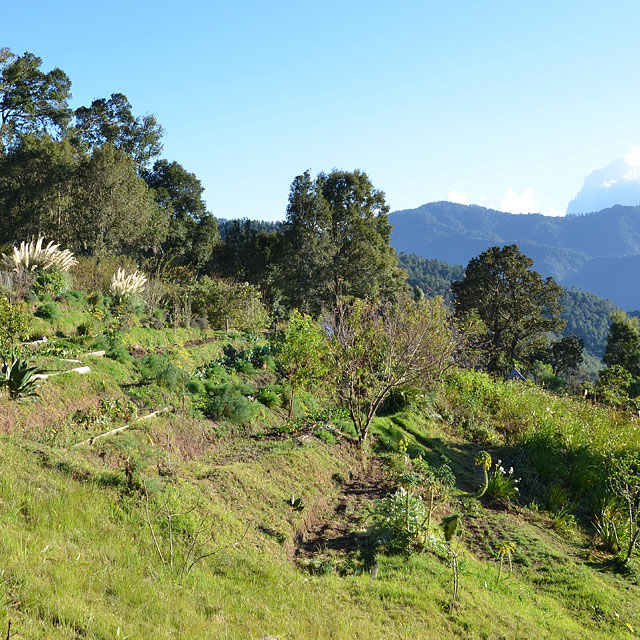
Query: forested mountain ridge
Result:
<box><xmin>390</xmin><ymin>202</ymin><xmax>640</xmax><ymax>309</ymax></box>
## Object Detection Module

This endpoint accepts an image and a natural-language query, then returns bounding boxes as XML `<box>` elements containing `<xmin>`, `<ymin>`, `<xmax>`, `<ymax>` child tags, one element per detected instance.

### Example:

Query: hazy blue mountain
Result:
<box><xmin>389</xmin><ymin>202</ymin><xmax>640</xmax><ymax>309</ymax></box>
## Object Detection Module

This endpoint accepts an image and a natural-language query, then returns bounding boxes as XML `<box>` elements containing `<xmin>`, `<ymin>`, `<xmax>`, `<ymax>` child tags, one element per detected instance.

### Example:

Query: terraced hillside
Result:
<box><xmin>0</xmin><ymin>293</ymin><xmax>638</xmax><ymax>639</ymax></box>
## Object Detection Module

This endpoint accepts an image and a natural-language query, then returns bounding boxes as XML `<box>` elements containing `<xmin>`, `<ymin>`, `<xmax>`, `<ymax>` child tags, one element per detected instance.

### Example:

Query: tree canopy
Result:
<box><xmin>452</xmin><ymin>244</ymin><xmax>565</xmax><ymax>373</ymax></box>
<box><xmin>283</xmin><ymin>170</ymin><xmax>404</xmax><ymax>313</ymax></box>
<box><xmin>0</xmin><ymin>48</ymin><xmax>71</xmax><ymax>152</ymax></box>
<box><xmin>603</xmin><ymin>311</ymin><xmax>640</xmax><ymax>378</ymax></box>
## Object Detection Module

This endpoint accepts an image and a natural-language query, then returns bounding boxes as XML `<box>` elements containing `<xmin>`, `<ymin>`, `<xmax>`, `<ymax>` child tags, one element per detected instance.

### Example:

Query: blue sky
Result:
<box><xmin>4</xmin><ymin>1</ymin><xmax>640</xmax><ymax>220</ymax></box>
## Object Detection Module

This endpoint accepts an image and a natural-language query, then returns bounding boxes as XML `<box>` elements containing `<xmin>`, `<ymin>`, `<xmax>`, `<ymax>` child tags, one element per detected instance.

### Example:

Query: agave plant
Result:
<box><xmin>1</xmin><ymin>237</ymin><xmax>77</xmax><ymax>273</ymax></box>
<box><xmin>110</xmin><ymin>268</ymin><xmax>148</xmax><ymax>298</ymax></box>
<box><xmin>0</xmin><ymin>357</ymin><xmax>45</xmax><ymax>400</ymax></box>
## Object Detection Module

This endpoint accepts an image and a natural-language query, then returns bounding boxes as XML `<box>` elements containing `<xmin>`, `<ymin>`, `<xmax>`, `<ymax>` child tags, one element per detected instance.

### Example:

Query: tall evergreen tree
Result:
<box><xmin>283</xmin><ymin>169</ymin><xmax>404</xmax><ymax>313</ymax></box>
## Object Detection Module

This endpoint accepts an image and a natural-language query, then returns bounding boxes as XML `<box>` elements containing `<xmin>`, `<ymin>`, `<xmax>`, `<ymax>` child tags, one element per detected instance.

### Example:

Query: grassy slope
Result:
<box><xmin>0</xmin><ymin>311</ymin><xmax>639</xmax><ymax>638</ymax></box>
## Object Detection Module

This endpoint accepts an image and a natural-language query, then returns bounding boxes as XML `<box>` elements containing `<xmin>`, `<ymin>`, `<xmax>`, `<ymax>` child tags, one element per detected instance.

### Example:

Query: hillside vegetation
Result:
<box><xmin>0</xmin><ymin>291</ymin><xmax>638</xmax><ymax>639</ymax></box>
<box><xmin>1</xmin><ymin>48</ymin><xmax>640</xmax><ymax>639</ymax></box>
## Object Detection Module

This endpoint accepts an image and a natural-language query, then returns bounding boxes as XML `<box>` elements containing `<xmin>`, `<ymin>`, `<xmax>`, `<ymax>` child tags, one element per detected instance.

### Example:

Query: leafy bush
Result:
<box><xmin>34</xmin><ymin>302</ymin><xmax>61</xmax><ymax>321</ymax></box>
<box><xmin>0</xmin><ymin>296</ymin><xmax>31</xmax><ymax>352</ymax></box>
<box><xmin>76</xmin><ymin>321</ymin><xmax>94</xmax><ymax>337</ymax></box>
<box><xmin>33</xmin><ymin>271</ymin><xmax>69</xmax><ymax>297</ymax></box>
<box><xmin>203</xmin><ymin>382</ymin><xmax>257</xmax><ymax>425</ymax></box>
<box><xmin>257</xmin><ymin>387</ymin><xmax>282</xmax><ymax>408</ymax></box>
<box><xmin>367</xmin><ymin>488</ymin><xmax>444</xmax><ymax>554</ymax></box>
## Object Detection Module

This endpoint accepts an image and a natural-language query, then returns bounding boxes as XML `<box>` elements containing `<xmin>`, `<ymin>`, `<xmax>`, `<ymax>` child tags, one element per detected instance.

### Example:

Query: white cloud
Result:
<box><xmin>498</xmin><ymin>188</ymin><xmax>538</xmax><ymax>214</ymax></box>
<box><xmin>567</xmin><ymin>145</ymin><xmax>640</xmax><ymax>214</ymax></box>
<box><xmin>448</xmin><ymin>188</ymin><xmax>564</xmax><ymax>217</ymax></box>
<box><xmin>447</xmin><ymin>190</ymin><xmax>470</xmax><ymax>205</ymax></box>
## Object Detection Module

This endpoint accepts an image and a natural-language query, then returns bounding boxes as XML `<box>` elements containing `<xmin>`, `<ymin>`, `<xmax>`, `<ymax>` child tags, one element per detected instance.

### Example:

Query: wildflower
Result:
<box><xmin>499</xmin><ymin>466</ymin><xmax>505</xmax><ymax>473</ymax></box>
<box><xmin>509</xmin><ymin>467</ymin><xmax>514</xmax><ymax>474</ymax></box>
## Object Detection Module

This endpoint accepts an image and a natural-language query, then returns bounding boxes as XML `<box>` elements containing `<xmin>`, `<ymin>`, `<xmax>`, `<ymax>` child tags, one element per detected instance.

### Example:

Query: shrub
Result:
<box><xmin>106</xmin><ymin>344</ymin><xmax>132</xmax><ymax>364</ymax></box>
<box><xmin>186</xmin><ymin>379</ymin><xmax>205</xmax><ymax>395</ymax></box>
<box><xmin>76</xmin><ymin>321</ymin><xmax>94</xmax><ymax>337</ymax></box>
<box><xmin>234</xmin><ymin>360</ymin><xmax>255</xmax><ymax>375</ymax></box>
<box><xmin>0</xmin><ymin>296</ymin><xmax>31</xmax><ymax>352</ymax></box>
<box><xmin>87</xmin><ymin>291</ymin><xmax>104</xmax><ymax>308</ymax></box>
<box><xmin>316</xmin><ymin>429</ymin><xmax>336</xmax><ymax>445</ymax></box>
<box><xmin>33</xmin><ymin>271</ymin><xmax>69</xmax><ymax>297</ymax></box>
<box><xmin>257</xmin><ymin>388</ymin><xmax>282</xmax><ymax>408</ymax></box>
<box><xmin>367</xmin><ymin>488</ymin><xmax>444</xmax><ymax>553</ymax></box>
<box><xmin>203</xmin><ymin>382</ymin><xmax>257</xmax><ymax>425</ymax></box>
<box><xmin>137</xmin><ymin>354</ymin><xmax>181</xmax><ymax>391</ymax></box>
<box><xmin>34</xmin><ymin>302</ymin><xmax>61</xmax><ymax>321</ymax></box>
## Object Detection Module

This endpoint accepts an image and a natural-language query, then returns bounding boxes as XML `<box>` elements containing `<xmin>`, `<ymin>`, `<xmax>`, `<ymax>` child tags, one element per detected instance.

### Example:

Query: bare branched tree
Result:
<box><xmin>329</xmin><ymin>296</ymin><xmax>458</xmax><ymax>444</ymax></box>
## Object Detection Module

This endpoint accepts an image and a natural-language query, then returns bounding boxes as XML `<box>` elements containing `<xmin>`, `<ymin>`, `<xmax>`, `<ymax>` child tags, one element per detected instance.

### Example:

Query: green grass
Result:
<box><xmin>2</xmin><ymin>312</ymin><xmax>640</xmax><ymax>638</ymax></box>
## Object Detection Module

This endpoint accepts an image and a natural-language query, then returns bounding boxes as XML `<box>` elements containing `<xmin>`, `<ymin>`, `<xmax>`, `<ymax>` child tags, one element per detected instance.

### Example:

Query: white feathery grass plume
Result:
<box><xmin>1</xmin><ymin>237</ymin><xmax>77</xmax><ymax>272</ymax></box>
<box><xmin>110</xmin><ymin>268</ymin><xmax>148</xmax><ymax>298</ymax></box>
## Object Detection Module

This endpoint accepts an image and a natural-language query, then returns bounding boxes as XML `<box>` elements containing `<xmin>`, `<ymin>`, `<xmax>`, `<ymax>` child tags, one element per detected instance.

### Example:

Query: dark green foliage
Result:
<box><xmin>105</xmin><ymin>344</ymin><xmax>132</xmax><ymax>364</ymax></box>
<box><xmin>234</xmin><ymin>360</ymin><xmax>254</xmax><ymax>375</ymax></box>
<box><xmin>213</xmin><ymin>219</ymin><xmax>284</xmax><ymax>311</ymax></box>
<box><xmin>143</xmin><ymin>159</ymin><xmax>218</xmax><ymax>270</ymax></box>
<box><xmin>283</xmin><ymin>169</ymin><xmax>405</xmax><ymax>313</ymax></box>
<box><xmin>202</xmin><ymin>382</ymin><xmax>257</xmax><ymax>425</ymax></box>
<box><xmin>34</xmin><ymin>302</ymin><xmax>61</xmax><ymax>321</ymax></box>
<box><xmin>185</xmin><ymin>379</ymin><xmax>205</xmax><ymax>395</ymax></box>
<box><xmin>0</xmin><ymin>48</ymin><xmax>72</xmax><ymax>152</ymax></box>
<box><xmin>76</xmin><ymin>322</ymin><xmax>94</xmax><ymax>337</ymax></box>
<box><xmin>539</xmin><ymin>334</ymin><xmax>584</xmax><ymax>377</ymax></box>
<box><xmin>33</xmin><ymin>271</ymin><xmax>68</xmax><ymax>297</ymax></box>
<box><xmin>73</xmin><ymin>92</ymin><xmax>163</xmax><ymax>170</ymax></box>
<box><xmin>400</xmin><ymin>254</ymin><xmax>619</xmax><ymax>359</ymax></box>
<box><xmin>137</xmin><ymin>354</ymin><xmax>181</xmax><ymax>391</ymax></box>
<box><xmin>603</xmin><ymin>311</ymin><xmax>640</xmax><ymax>378</ymax></box>
<box><xmin>452</xmin><ymin>245</ymin><xmax>565</xmax><ymax>373</ymax></box>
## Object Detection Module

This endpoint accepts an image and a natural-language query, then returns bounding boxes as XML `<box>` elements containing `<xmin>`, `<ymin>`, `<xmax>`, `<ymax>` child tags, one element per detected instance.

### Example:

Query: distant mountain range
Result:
<box><xmin>389</xmin><ymin>202</ymin><xmax>640</xmax><ymax>310</ymax></box>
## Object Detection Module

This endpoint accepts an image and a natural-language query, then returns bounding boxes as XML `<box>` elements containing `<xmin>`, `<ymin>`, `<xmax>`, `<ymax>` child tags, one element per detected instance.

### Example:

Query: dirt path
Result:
<box><xmin>292</xmin><ymin>457</ymin><xmax>389</xmax><ymax>563</ymax></box>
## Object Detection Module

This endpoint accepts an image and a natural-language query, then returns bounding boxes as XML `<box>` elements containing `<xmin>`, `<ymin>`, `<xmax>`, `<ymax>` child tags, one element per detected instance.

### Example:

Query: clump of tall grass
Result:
<box><xmin>1</xmin><ymin>237</ymin><xmax>77</xmax><ymax>272</ymax></box>
<box><xmin>110</xmin><ymin>268</ymin><xmax>147</xmax><ymax>298</ymax></box>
